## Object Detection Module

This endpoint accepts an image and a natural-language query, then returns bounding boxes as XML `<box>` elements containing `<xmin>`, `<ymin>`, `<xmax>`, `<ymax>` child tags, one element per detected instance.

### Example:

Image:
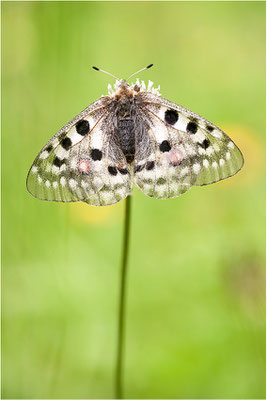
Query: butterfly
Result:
<box><xmin>26</xmin><ymin>64</ymin><xmax>244</xmax><ymax>206</ymax></box>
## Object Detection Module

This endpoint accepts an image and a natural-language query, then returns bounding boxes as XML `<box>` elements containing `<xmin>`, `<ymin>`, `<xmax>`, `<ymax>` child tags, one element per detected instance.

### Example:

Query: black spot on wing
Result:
<box><xmin>165</xmin><ymin>109</ymin><xmax>178</xmax><ymax>125</ymax></box>
<box><xmin>46</xmin><ymin>145</ymin><xmax>53</xmax><ymax>153</ymax></box>
<box><xmin>146</xmin><ymin>161</ymin><xmax>155</xmax><ymax>170</ymax></box>
<box><xmin>108</xmin><ymin>166</ymin><xmax>117</xmax><ymax>176</ymax></box>
<box><xmin>76</xmin><ymin>120</ymin><xmax>90</xmax><ymax>136</ymax></box>
<box><xmin>160</xmin><ymin>140</ymin><xmax>171</xmax><ymax>152</ymax></box>
<box><xmin>53</xmin><ymin>157</ymin><xmax>66</xmax><ymax>167</ymax></box>
<box><xmin>199</xmin><ymin>138</ymin><xmax>210</xmax><ymax>149</ymax></box>
<box><xmin>206</xmin><ymin>125</ymin><xmax>214</xmax><ymax>132</ymax></box>
<box><xmin>186</xmin><ymin>121</ymin><xmax>198</xmax><ymax>134</ymax></box>
<box><xmin>61</xmin><ymin>137</ymin><xmax>72</xmax><ymax>150</ymax></box>
<box><xmin>91</xmin><ymin>149</ymin><xmax>102</xmax><ymax>161</ymax></box>
<box><xmin>118</xmin><ymin>168</ymin><xmax>128</xmax><ymax>175</ymax></box>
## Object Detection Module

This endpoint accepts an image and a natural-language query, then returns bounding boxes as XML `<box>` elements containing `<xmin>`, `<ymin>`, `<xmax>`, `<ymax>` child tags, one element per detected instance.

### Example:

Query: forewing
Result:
<box><xmin>140</xmin><ymin>92</ymin><xmax>244</xmax><ymax>187</ymax></box>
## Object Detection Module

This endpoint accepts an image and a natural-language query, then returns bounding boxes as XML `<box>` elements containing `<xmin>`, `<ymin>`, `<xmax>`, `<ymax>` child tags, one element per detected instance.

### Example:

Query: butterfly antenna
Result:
<box><xmin>92</xmin><ymin>66</ymin><xmax>120</xmax><ymax>81</ymax></box>
<box><xmin>126</xmin><ymin>64</ymin><xmax>153</xmax><ymax>82</ymax></box>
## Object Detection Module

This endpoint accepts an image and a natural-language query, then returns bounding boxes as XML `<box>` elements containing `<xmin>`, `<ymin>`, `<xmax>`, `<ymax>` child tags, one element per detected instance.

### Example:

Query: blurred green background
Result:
<box><xmin>2</xmin><ymin>1</ymin><xmax>265</xmax><ymax>399</ymax></box>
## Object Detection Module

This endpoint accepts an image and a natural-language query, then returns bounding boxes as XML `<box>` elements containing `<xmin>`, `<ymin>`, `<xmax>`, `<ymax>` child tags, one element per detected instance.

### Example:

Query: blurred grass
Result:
<box><xmin>2</xmin><ymin>1</ymin><xmax>265</xmax><ymax>399</ymax></box>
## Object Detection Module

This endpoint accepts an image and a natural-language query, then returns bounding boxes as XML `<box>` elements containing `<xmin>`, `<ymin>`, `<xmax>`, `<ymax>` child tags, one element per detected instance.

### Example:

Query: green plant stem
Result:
<box><xmin>115</xmin><ymin>195</ymin><xmax>132</xmax><ymax>399</ymax></box>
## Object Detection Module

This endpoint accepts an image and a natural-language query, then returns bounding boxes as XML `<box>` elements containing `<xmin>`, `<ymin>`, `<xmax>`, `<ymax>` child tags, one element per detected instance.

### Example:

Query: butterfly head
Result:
<box><xmin>108</xmin><ymin>78</ymin><xmax>161</xmax><ymax>98</ymax></box>
<box><xmin>92</xmin><ymin>64</ymin><xmax>160</xmax><ymax>98</ymax></box>
<box><xmin>111</xmin><ymin>80</ymin><xmax>134</xmax><ymax>99</ymax></box>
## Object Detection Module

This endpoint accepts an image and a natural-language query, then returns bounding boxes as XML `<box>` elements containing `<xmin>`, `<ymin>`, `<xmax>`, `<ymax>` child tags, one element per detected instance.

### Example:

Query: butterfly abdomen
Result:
<box><xmin>117</xmin><ymin>118</ymin><xmax>135</xmax><ymax>163</ymax></box>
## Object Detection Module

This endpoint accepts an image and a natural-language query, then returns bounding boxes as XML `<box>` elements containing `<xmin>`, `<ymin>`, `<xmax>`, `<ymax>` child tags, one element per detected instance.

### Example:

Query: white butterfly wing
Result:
<box><xmin>27</xmin><ymin>98</ymin><xmax>133</xmax><ymax>206</ymax></box>
<box><xmin>133</xmin><ymin>92</ymin><xmax>243</xmax><ymax>199</ymax></box>
<box><xmin>133</xmin><ymin>109</ymin><xmax>200</xmax><ymax>199</ymax></box>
